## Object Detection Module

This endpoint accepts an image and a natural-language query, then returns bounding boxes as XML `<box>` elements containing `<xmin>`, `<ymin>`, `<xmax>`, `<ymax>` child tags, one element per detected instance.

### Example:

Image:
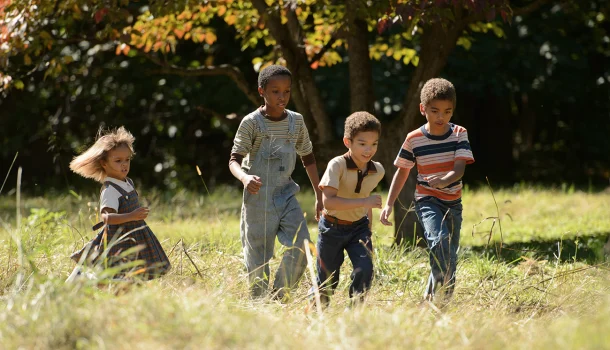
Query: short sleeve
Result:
<box><xmin>99</xmin><ymin>187</ymin><xmax>120</xmax><ymax>212</ymax></box>
<box><xmin>295</xmin><ymin>115</ymin><xmax>313</xmax><ymax>156</ymax></box>
<box><xmin>455</xmin><ymin>128</ymin><xmax>475</xmax><ymax>164</ymax></box>
<box><xmin>319</xmin><ymin>157</ymin><xmax>342</xmax><ymax>191</ymax></box>
<box><xmin>394</xmin><ymin>137</ymin><xmax>416</xmax><ymax>169</ymax></box>
<box><xmin>231</xmin><ymin>116</ymin><xmax>256</xmax><ymax>156</ymax></box>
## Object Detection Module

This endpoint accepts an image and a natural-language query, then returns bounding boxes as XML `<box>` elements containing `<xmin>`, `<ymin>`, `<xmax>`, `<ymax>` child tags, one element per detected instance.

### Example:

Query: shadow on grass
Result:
<box><xmin>465</xmin><ymin>233</ymin><xmax>610</xmax><ymax>264</ymax></box>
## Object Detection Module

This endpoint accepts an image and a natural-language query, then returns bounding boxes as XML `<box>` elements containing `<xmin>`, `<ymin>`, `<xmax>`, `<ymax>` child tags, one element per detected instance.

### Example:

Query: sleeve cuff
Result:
<box><xmin>301</xmin><ymin>153</ymin><xmax>316</xmax><ymax>167</ymax></box>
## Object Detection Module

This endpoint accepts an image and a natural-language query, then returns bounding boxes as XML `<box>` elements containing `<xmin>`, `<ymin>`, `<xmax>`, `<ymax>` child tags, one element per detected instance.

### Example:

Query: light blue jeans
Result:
<box><xmin>415</xmin><ymin>196</ymin><xmax>462</xmax><ymax>299</ymax></box>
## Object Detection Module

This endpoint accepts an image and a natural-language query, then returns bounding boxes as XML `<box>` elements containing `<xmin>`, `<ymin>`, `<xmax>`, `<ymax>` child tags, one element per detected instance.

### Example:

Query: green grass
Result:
<box><xmin>0</xmin><ymin>186</ymin><xmax>609</xmax><ymax>349</ymax></box>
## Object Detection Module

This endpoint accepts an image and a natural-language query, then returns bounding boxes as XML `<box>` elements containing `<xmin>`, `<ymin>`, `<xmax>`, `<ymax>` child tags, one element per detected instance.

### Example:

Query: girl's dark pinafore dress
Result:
<box><xmin>70</xmin><ymin>178</ymin><xmax>171</xmax><ymax>279</ymax></box>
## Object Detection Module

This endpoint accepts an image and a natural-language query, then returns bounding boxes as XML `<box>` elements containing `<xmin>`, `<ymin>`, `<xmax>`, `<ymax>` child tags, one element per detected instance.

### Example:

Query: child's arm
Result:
<box><xmin>304</xmin><ymin>162</ymin><xmax>324</xmax><ymax>221</ymax></box>
<box><xmin>425</xmin><ymin>160</ymin><xmax>467</xmax><ymax>189</ymax></box>
<box><xmin>380</xmin><ymin>167</ymin><xmax>411</xmax><ymax>226</ymax></box>
<box><xmin>101</xmin><ymin>207</ymin><xmax>149</xmax><ymax>225</ymax></box>
<box><xmin>229</xmin><ymin>161</ymin><xmax>262</xmax><ymax>194</ymax></box>
<box><xmin>322</xmin><ymin>187</ymin><xmax>382</xmax><ymax>211</ymax></box>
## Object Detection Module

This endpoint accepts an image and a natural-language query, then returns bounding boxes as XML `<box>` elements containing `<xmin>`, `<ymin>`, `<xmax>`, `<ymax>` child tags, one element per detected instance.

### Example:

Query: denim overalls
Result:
<box><xmin>240</xmin><ymin>110</ymin><xmax>310</xmax><ymax>297</ymax></box>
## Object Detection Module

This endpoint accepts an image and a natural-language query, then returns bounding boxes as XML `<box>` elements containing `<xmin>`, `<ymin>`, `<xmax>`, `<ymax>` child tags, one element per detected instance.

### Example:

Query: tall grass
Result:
<box><xmin>0</xmin><ymin>185</ymin><xmax>609</xmax><ymax>349</ymax></box>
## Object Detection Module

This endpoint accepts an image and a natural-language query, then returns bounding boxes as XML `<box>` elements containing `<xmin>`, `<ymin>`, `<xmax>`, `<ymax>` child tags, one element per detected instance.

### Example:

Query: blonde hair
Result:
<box><xmin>70</xmin><ymin>126</ymin><xmax>135</xmax><ymax>183</ymax></box>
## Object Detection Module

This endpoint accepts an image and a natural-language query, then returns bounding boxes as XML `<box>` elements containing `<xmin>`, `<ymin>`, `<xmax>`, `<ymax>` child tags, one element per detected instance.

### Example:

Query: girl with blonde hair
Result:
<box><xmin>68</xmin><ymin>126</ymin><xmax>170</xmax><ymax>280</ymax></box>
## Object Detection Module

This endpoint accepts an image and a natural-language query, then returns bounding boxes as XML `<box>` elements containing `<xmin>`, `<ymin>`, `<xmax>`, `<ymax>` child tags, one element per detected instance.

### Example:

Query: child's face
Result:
<box><xmin>101</xmin><ymin>145</ymin><xmax>132</xmax><ymax>181</ymax></box>
<box><xmin>344</xmin><ymin>131</ymin><xmax>379</xmax><ymax>168</ymax></box>
<box><xmin>258</xmin><ymin>76</ymin><xmax>291</xmax><ymax>114</ymax></box>
<box><xmin>420</xmin><ymin>99</ymin><xmax>454</xmax><ymax>134</ymax></box>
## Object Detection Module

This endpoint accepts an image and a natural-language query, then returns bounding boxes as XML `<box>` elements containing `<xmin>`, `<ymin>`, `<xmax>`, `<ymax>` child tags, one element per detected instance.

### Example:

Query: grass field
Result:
<box><xmin>0</xmin><ymin>185</ymin><xmax>609</xmax><ymax>349</ymax></box>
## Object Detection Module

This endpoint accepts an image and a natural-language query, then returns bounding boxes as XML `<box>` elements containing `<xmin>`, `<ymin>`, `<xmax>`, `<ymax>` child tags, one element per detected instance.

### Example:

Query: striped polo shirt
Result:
<box><xmin>231</xmin><ymin>109</ymin><xmax>313</xmax><ymax>170</ymax></box>
<box><xmin>394</xmin><ymin>123</ymin><xmax>474</xmax><ymax>202</ymax></box>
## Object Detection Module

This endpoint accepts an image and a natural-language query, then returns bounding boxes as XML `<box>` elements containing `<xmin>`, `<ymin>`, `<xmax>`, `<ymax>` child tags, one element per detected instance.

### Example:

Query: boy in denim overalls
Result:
<box><xmin>316</xmin><ymin>112</ymin><xmax>384</xmax><ymax>306</ymax></box>
<box><xmin>229</xmin><ymin>65</ymin><xmax>323</xmax><ymax>299</ymax></box>
<box><xmin>380</xmin><ymin>78</ymin><xmax>475</xmax><ymax>303</ymax></box>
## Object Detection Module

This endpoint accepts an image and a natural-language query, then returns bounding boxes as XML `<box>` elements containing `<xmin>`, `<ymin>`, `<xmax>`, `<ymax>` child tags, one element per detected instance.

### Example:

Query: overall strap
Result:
<box><xmin>103</xmin><ymin>181</ymin><xmax>131</xmax><ymax>196</ymax></box>
<box><xmin>286</xmin><ymin>110</ymin><xmax>296</xmax><ymax>137</ymax></box>
<box><xmin>92</xmin><ymin>181</ymin><xmax>132</xmax><ymax>231</ymax></box>
<box><xmin>125</xmin><ymin>177</ymin><xmax>138</xmax><ymax>195</ymax></box>
<box><xmin>254</xmin><ymin>109</ymin><xmax>270</xmax><ymax>135</ymax></box>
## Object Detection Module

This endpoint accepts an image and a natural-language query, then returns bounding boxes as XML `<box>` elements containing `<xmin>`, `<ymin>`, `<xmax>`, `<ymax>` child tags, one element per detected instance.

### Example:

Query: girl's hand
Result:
<box><xmin>242</xmin><ymin>175</ymin><xmax>263</xmax><ymax>194</ymax></box>
<box><xmin>130</xmin><ymin>207</ymin><xmax>149</xmax><ymax>221</ymax></box>
<box><xmin>380</xmin><ymin>205</ymin><xmax>393</xmax><ymax>226</ymax></box>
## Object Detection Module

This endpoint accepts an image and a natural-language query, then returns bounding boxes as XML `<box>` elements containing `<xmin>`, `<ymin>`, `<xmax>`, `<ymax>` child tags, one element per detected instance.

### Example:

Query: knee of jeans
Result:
<box><xmin>353</xmin><ymin>262</ymin><xmax>373</xmax><ymax>279</ymax></box>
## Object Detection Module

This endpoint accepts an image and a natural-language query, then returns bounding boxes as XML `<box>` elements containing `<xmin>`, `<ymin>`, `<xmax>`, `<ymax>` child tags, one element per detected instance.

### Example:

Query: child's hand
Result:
<box><xmin>130</xmin><ymin>207</ymin><xmax>149</xmax><ymax>221</ymax></box>
<box><xmin>242</xmin><ymin>175</ymin><xmax>263</xmax><ymax>194</ymax></box>
<box><xmin>365</xmin><ymin>195</ymin><xmax>382</xmax><ymax>209</ymax></box>
<box><xmin>314</xmin><ymin>197</ymin><xmax>323</xmax><ymax>221</ymax></box>
<box><xmin>425</xmin><ymin>175</ymin><xmax>447</xmax><ymax>189</ymax></box>
<box><xmin>380</xmin><ymin>205</ymin><xmax>393</xmax><ymax>226</ymax></box>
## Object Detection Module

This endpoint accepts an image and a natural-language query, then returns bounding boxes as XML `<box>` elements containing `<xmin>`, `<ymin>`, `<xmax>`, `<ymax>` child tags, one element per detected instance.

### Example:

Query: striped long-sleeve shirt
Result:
<box><xmin>394</xmin><ymin>123</ymin><xmax>475</xmax><ymax>202</ymax></box>
<box><xmin>231</xmin><ymin>109</ymin><xmax>313</xmax><ymax>171</ymax></box>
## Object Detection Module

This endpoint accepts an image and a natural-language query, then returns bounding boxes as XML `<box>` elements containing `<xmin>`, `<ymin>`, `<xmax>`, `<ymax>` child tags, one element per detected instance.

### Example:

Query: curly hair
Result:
<box><xmin>420</xmin><ymin>78</ymin><xmax>456</xmax><ymax>108</ymax></box>
<box><xmin>69</xmin><ymin>126</ymin><xmax>135</xmax><ymax>183</ymax></box>
<box><xmin>258</xmin><ymin>64</ymin><xmax>292</xmax><ymax>89</ymax></box>
<box><xmin>344</xmin><ymin>111</ymin><xmax>381</xmax><ymax>140</ymax></box>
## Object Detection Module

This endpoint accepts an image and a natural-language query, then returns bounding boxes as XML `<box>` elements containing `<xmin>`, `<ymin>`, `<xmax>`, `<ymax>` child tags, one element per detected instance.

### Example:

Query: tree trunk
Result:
<box><xmin>346</xmin><ymin>0</ymin><xmax>375</xmax><ymax>113</ymax></box>
<box><xmin>380</xmin><ymin>21</ymin><xmax>466</xmax><ymax>246</ymax></box>
<box><xmin>251</xmin><ymin>0</ymin><xmax>333</xmax><ymax>145</ymax></box>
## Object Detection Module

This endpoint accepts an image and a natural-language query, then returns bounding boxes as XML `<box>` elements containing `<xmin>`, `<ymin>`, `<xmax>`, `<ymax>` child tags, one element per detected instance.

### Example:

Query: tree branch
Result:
<box><xmin>144</xmin><ymin>53</ymin><xmax>260</xmax><ymax>106</ymax></box>
<box><xmin>462</xmin><ymin>0</ymin><xmax>552</xmax><ymax>25</ymax></box>
<box><xmin>512</xmin><ymin>0</ymin><xmax>553</xmax><ymax>16</ymax></box>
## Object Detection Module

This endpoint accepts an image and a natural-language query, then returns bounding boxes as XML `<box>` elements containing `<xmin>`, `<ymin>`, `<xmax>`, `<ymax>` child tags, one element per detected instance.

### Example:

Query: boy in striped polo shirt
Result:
<box><xmin>229</xmin><ymin>65</ymin><xmax>323</xmax><ymax>300</ymax></box>
<box><xmin>380</xmin><ymin>78</ymin><xmax>474</xmax><ymax>303</ymax></box>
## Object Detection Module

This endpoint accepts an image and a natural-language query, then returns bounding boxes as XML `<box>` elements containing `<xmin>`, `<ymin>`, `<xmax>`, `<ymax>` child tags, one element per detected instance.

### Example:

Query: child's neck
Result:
<box><xmin>349</xmin><ymin>151</ymin><xmax>369</xmax><ymax>172</ymax></box>
<box><xmin>425</xmin><ymin>122</ymin><xmax>450</xmax><ymax>136</ymax></box>
<box><xmin>260</xmin><ymin>105</ymin><xmax>286</xmax><ymax>119</ymax></box>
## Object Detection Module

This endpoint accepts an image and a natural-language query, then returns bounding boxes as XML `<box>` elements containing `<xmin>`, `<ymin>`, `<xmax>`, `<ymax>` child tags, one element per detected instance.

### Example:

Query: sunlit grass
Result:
<box><xmin>0</xmin><ymin>185</ymin><xmax>609</xmax><ymax>348</ymax></box>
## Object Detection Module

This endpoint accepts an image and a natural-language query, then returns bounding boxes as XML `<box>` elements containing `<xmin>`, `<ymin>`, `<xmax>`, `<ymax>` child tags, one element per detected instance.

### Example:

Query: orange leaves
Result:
<box><xmin>217</xmin><ymin>6</ymin><xmax>227</xmax><ymax>17</ymax></box>
<box><xmin>204</xmin><ymin>32</ymin><xmax>217</xmax><ymax>45</ymax></box>
<box><xmin>173</xmin><ymin>28</ymin><xmax>185</xmax><ymax>39</ymax></box>
<box><xmin>121</xmin><ymin>6</ymin><xmax>219</xmax><ymax>56</ymax></box>
<box><xmin>225</xmin><ymin>14</ymin><xmax>237</xmax><ymax>26</ymax></box>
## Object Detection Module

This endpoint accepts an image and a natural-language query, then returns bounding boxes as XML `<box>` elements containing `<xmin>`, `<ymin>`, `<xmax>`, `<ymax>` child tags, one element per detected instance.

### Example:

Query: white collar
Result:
<box><xmin>103</xmin><ymin>176</ymin><xmax>134</xmax><ymax>190</ymax></box>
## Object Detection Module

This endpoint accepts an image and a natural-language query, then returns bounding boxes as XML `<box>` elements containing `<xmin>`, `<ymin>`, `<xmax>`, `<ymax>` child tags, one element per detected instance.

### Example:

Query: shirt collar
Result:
<box><xmin>343</xmin><ymin>152</ymin><xmax>377</xmax><ymax>173</ymax></box>
<box><xmin>103</xmin><ymin>176</ymin><xmax>133</xmax><ymax>189</ymax></box>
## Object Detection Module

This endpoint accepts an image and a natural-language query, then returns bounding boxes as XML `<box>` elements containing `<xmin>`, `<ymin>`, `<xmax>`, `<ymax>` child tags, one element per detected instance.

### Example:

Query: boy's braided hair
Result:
<box><xmin>420</xmin><ymin>78</ymin><xmax>456</xmax><ymax>108</ymax></box>
<box><xmin>258</xmin><ymin>65</ymin><xmax>292</xmax><ymax>89</ymax></box>
<box><xmin>344</xmin><ymin>111</ymin><xmax>381</xmax><ymax>140</ymax></box>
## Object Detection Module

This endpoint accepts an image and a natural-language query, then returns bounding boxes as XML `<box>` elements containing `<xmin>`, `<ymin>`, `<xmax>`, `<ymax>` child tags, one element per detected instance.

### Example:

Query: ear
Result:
<box><xmin>419</xmin><ymin>103</ymin><xmax>425</xmax><ymax>115</ymax></box>
<box><xmin>257</xmin><ymin>86</ymin><xmax>264</xmax><ymax>97</ymax></box>
<box><xmin>343</xmin><ymin>137</ymin><xmax>351</xmax><ymax>148</ymax></box>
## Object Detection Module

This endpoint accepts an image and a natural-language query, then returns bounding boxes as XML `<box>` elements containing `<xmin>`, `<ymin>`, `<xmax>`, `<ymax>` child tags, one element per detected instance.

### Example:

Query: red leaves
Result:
<box><xmin>377</xmin><ymin>18</ymin><xmax>390</xmax><ymax>34</ymax></box>
<box><xmin>94</xmin><ymin>8</ymin><xmax>108</xmax><ymax>24</ymax></box>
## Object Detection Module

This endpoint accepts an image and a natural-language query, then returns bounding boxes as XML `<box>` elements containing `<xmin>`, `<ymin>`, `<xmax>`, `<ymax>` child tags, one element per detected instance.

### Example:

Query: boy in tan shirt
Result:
<box><xmin>316</xmin><ymin>112</ymin><xmax>385</xmax><ymax>306</ymax></box>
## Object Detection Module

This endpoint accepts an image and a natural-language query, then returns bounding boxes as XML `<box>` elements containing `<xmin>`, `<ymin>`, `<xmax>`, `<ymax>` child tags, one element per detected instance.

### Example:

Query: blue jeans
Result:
<box><xmin>415</xmin><ymin>196</ymin><xmax>463</xmax><ymax>299</ymax></box>
<box><xmin>316</xmin><ymin>215</ymin><xmax>374</xmax><ymax>302</ymax></box>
